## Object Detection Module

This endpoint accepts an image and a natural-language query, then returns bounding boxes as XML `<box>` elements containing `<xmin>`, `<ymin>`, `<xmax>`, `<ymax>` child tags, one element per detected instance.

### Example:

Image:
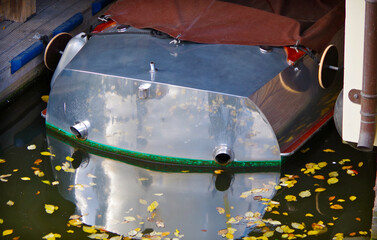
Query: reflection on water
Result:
<box><xmin>0</xmin><ymin>78</ymin><xmax>376</xmax><ymax>240</ymax></box>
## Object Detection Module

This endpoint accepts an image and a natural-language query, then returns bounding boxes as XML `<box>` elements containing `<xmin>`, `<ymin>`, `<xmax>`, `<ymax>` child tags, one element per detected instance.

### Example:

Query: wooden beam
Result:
<box><xmin>1</xmin><ymin>0</ymin><xmax>36</xmax><ymax>22</ymax></box>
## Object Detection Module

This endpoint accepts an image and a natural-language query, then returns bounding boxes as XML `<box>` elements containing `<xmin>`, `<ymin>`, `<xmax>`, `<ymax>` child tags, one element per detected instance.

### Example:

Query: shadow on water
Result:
<box><xmin>0</xmin><ymin>75</ymin><xmax>376</xmax><ymax>240</ymax></box>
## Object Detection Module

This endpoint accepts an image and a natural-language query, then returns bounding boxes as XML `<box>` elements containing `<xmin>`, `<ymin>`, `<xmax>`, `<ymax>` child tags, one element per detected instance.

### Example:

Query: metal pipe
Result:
<box><xmin>70</xmin><ymin>121</ymin><xmax>90</xmax><ymax>140</ymax></box>
<box><xmin>357</xmin><ymin>0</ymin><xmax>377</xmax><ymax>151</ymax></box>
<box><xmin>213</xmin><ymin>145</ymin><xmax>234</xmax><ymax>165</ymax></box>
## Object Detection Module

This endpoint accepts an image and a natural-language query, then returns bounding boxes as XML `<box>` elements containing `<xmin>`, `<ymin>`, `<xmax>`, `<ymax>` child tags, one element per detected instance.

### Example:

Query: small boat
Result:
<box><xmin>45</xmin><ymin>0</ymin><xmax>345</xmax><ymax>168</ymax></box>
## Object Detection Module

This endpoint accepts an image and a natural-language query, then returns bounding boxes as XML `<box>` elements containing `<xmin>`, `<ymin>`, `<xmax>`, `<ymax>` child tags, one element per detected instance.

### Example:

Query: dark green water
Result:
<box><xmin>0</xmin><ymin>75</ymin><xmax>376</xmax><ymax>240</ymax></box>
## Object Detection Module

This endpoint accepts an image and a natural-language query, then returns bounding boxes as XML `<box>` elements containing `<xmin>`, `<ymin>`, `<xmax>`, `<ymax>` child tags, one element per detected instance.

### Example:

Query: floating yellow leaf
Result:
<box><xmin>305</xmin><ymin>213</ymin><xmax>314</xmax><ymax>217</ymax></box>
<box><xmin>147</xmin><ymin>201</ymin><xmax>159</xmax><ymax>212</ymax></box>
<box><xmin>282</xmin><ymin>212</ymin><xmax>288</xmax><ymax>216</ymax></box>
<box><xmin>359</xmin><ymin>231</ymin><xmax>368</xmax><ymax>235</ymax></box>
<box><xmin>291</xmin><ymin>222</ymin><xmax>305</xmax><ymax>230</ymax></box>
<box><xmin>315</xmin><ymin>188</ymin><xmax>326</xmax><ymax>192</ymax></box>
<box><xmin>2</xmin><ymin>229</ymin><xmax>13</xmax><ymax>236</ymax></box>
<box><xmin>67</xmin><ymin>230</ymin><xmax>74</xmax><ymax>234</ymax></box>
<box><xmin>329</xmin><ymin>171</ymin><xmax>339</xmax><ymax>177</ymax></box>
<box><xmin>358</xmin><ymin>162</ymin><xmax>364</xmax><ymax>167</ymax></box>
<box><xmin>318</xmin><ymin>162</ymin><xmax>328</xmax><ymax>168</ymax></box>
<box><xmin>40</xmin><ymin>151</ymin><xmax>55</xmax><ymax>156</ymax></box>
<box><xmin>6</xmin><ymin>200</ymin><xmax>14</xmax><ymax>206</ymax></box>
<box><xmin>248</xmin><ymin>177</ymin><xmax>255</xmax><ymax>180</ymax></box>
<box><xmin>42</xmin><ymin>233</ymin><xmax>61</xmax><ymax>239</ymax></box>
<box><xmin>83</xmin><ymin>226</ymin><xmax>97</xmax><ymax>234</ymax></box>
<box><xmin>323</xmin><ymin>149</ymin><xmax>335</xmax><ymax>152</ymax></box>
<box><xmin>154</xmin><ymin>193</ymin><xmax>163</xmax><ymax>196</ymax></box>
<box><xmin>42</xmin><ymin>180</ymin><xmax>51</xmax><ymax>185</ymax></box>
<box><xmin>313</xmin><ymin>175</ymin><xmax>325</xmax><ymax>180</ymax></box>
<box><xmin>34</xmin><ymin>159</ymin><xmax>42</xmax><ymax>165</ymax></box>
<box><xmin>0</xmin><ymin>218</ymin><xmax>3</xmax><ymax>224</ymax></box>
<box><xmin>21</xmin><ymin>177</ymin><xmax>30</xmax><ymax>181</ymax></box>
<box><xmin>327</xmin><ymin>177</ymin><xmax>339</xmax><ymax>185</ymax></box>
<box><xmin>45</xmin><ymin>204</ymin><xmax>59</xmax><ymax>214</ymax></box>
<box><xmin>307</xmin><ymin>230</ymin><xmax>320</xmax><ymax>235</ymax></box>
<box><xmin>355</xmin><ymin>217</ymin><xmax>361</xmax><ymax>221</ymax></box>
<box><xmin>55</xmin><ymin>165</ymin><xmax>61</xmax><ymax>171</ymax></box>
<box><xmin>139</xmin><ymin>199</ymin><xmax>147</xmax><ymax>205</ymax></box>
<box><xmin>27</xmin><ymin>144</ymin><xmax>36</xmax><ymax>150</ymax></box>
<box><xmin>138</xmin><ymin>178</ymin><xmax>149</xmax><ymax>181</ymax></box>
<box><xmin>87</xmin><ymin>173</ymin><xmax>96</xmax><ymax>178</ymax></box>
<box><xmin>299</xmin><ymin>190</ymin><xmax>311</xmax><ymax>198</ymax></box>
<box><xmin>226</xmin><ymin>217</ymin><xmax>238</xmax><ymax>224</ymax></box>
<box><xmin>300</xmin><ymin>147</ymin><xmax>310</xmax><ymax>153</ymax></box>
<box><xmin>65</xmin><ymin>156</ymin><xmax>74</xmax><ymax>162</ymax></box>
<box><xmin>327</xmin><ymin>222</ymin><xmax>334</xmax><ymax>226</ymax></box>
<box><xmin>124</xmin><ymin>216</ymin><xmax>136</xmax><ymax>222</ymax></box>
<box><xmin>0</xmin><ymin>159</ymin><xmax>5</xmax><ymax>163</ymax></box>
<box><xmin>216</xmin><ymin>207</ymin><xmax>225</xmax><ymax>214</ymax></box>
<box><xmin>329</xmin><ymin>196</ymin><xmax>336</xmax><ymax>201</ymax></box>
<box><xmin>330</xmin><ymin>204</ymin><xmax>343</xmax><ymax>210</ymax></box>
<box><xmin>214</xmin><ymin>170</ymin><xmax>224</xmax><ymax>174</ymax></box>
<box><xmin>88</xmin><ymin>233</ymin><xmax>109</xmax><ymax>239</ymax></box>
<box><xmin>284</xmin><ymin>195</ymin><xmax>297</xmax><ymax>202</ymax></box>
<box><xmin>349</xmin><ymin>196</ymin><xmax>357</xmax><ymax>201</ymax></box>
<box><xmin>263</xmin><ymin>231</ymin><xmax>274</xmax><ymax>238</ymax></box>
<box><xmin>271</xmin><ymin>210</ymin><xmax>280</xmax><ymax>214</ymax></box>
<box><xmin>68</xmin><ymin>219</ymin><xmax>82</xmax><ymax>226</ymax></box>
<box><xmin>337</xmin><ymin>199</ymin><xmax>345</xmax><ymax>202</ymax></box>
<box><xmin>41</xmin><ymin>95</ymin><xmax>49</xmax><ymax>102</ymax></box>
<box><xmin>225</xmin><ymin>233</ymin><xmax>234</xmax><ymax>239</ymax></box>
<box><xmin>52</xmin><ymin>181</ymin><xmax>59</xmax><ymax>185</ymax></box>
<box><xmin>181</xmin><ymin>170</ymin><xmax>190</xmax><ymax>173</ymax></box>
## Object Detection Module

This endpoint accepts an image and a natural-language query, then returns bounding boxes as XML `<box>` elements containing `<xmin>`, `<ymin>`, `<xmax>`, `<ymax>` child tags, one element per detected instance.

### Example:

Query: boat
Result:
<box><xmin>45</xmin><ymin>0</ymin><xmax>345</xmax><ymax>168</ymax></box>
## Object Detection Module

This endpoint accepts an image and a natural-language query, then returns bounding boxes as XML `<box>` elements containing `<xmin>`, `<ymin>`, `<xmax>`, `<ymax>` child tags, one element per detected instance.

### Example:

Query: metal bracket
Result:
<box><xmin>349</xmin><ymin>89</ymin><xmax>361</xmax><ymax>104</ymax></box>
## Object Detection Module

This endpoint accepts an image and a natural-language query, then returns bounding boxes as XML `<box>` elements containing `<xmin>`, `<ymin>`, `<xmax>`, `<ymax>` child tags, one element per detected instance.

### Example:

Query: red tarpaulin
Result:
<box><xmin>107</xmin><ymin>0</ymin><xmax>344</xmax><ymax>52</ymax></box>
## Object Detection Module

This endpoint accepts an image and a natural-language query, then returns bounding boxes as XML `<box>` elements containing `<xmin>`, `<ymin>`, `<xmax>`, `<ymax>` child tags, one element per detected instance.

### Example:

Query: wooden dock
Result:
<box><xmin>0</xmin><ymin>0</ymin><xmax>113</xmax><ymax>105</ymax></box>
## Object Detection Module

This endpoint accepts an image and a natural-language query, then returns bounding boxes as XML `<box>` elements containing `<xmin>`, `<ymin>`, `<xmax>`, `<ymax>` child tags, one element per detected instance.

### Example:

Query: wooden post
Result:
<box><xmin>1</xmin><ymin>0</ymin><xmax>36</xmax><ymax>22</ymax></box>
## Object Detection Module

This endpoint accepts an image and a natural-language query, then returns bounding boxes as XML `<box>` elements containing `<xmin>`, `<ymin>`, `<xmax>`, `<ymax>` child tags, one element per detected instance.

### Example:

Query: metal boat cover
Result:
<box><xmin>106</xmin><ymin>0</ymin><xmax>344</xmax><ymax>51</ymax></box>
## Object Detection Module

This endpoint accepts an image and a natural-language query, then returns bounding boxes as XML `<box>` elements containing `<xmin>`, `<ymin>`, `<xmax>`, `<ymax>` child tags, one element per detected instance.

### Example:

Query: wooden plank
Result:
<box><xmin>1</xmin><ymin>0</ymin><xmax>36</xmax><ymax>22</ymax></box>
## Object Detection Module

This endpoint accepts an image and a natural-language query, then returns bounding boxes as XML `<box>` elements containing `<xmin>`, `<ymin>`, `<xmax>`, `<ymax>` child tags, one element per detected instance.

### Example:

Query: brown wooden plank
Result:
<box><xmin>2</xmin><ymin>0</ymin><xmax>36</xmax><ymax>22</ymax></box>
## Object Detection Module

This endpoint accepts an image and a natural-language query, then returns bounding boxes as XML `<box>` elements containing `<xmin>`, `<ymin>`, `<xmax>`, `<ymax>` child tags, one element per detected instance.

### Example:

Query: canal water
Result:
<box><xmin>0</xmin><ymin>73</ymin><xmax>376</xmax><ymax>240</ymax></box>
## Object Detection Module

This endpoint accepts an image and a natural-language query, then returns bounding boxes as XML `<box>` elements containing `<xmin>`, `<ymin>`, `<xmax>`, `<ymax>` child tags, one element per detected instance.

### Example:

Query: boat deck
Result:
<box><xmin>0</xmin><ymin>0</ymin><xmax>113</xmax><ymax>105</ymax></box>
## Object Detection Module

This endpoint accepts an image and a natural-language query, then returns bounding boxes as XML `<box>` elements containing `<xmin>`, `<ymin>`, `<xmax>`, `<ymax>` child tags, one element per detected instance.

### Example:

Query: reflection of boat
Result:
<box><xmin>47</xmin><ymin>135</ymin><xmax>280</xmax><ymax>239</ymax></box>
<box><xmin>45</xmin><ymin>0</ymin><xmax>344</xmax><ymax>167</ymax></box>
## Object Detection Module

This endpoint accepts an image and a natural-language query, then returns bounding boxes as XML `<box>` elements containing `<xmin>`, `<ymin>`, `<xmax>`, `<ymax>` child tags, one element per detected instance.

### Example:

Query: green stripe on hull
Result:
<box><xmin>46</xmin><ymin>121</ymin><xmax>281</xmax><ymax>172</ymax></box>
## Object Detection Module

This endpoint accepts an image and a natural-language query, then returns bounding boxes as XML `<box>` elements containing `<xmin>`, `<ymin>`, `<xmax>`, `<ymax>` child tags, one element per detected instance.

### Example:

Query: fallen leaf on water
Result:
<box><xmin>305</xmin><ymin>213</ymin><xmax>314</xmax><ymax>217</ymax></box>
<box><xmin>55</xmin><ymin>166</ymin><xmax>62</xmax><ymax>171</ymax></box>
<box><xmin>327</xmin><ymin>177</ymin><xmax>339</xmax><ymax>185</ymax></box>
<box><xmin>359</xmin><ymin>231</ymin><xmax>368</xmax><ymax>235</ymax></box>
<box><xmin>69</xmin><ymin>215</ymin><xmax>82</xmax><ymax>220</ymax></box>
<box><xmin>88</xmin><ymin>233</ymin><xmax>109</xmax><ymax>239</ymax></box>
<box><xmin>291</xmin><ymin>222</ymin><xmax>305</xmax><ymax>230</ymax></box>
<box><xmin>87</xmin><ymin>173</ymin><xmax>96</xmax><ymax>178</ymax></box>
<box><xmin>0</xmin><ymin>219</ymin><xmax>3</xmax><ymax>224</ymax></box>
<box><xmin>355</xmin><ymin>217</ymin><xmax>361</xmax><ymax>221</ymax></box>
<box><xmin>68</xmin><ymin>219</ymin><xmax>82</xmax><ymax>227</ymax></box>
<box><xmin>329</xmin><ymin>171</ymin><xmax>339</xmax><ymax>177</ymax></box>
<box><xmin>313</xmin><ymin>175</ymin><xmax>325</xmax><ymax>180</ymax></box>
<box><xmin>27</xmin><ymin>144</ymin><xmax>36</xmax><ymax>150</ymax></box>
<box><xmin>329</xmin><ymin>196</ymin><xmax>336</xmax><ymax>201</ymax></box>
<box><xmin>299</xmin><ymin>190</ymin><xmax>311</xmax><ymax>198</ymax></box>
<box><xmin>36</xmin><ymin>191</ymin><xmax>40</xmax><ymax>195</ymax></box>
<box><xmin>285</xmin><ymin>195</ymin><xmax>297</xmax><ymax>202</ymax></box>
<box><xmin>2</xmin><ymin>229</ymin><xmax>13</xmax><ymax>236</ymax></box>
<box><xmin>52</xmin><ymin>181</ymin><xmax>59</xmax><ymax>185</ymax></box>
<box><xmin>138</xmin><ymin>178</ymin><xmax>149</xmax><ymax>181</ymax></box>
<box><xmin>147</xmin><ymin>201</ymin><xmax>159</xmax><ymax>213</ymax></box>
<box><xmin>308</xmin><ymin>230</ymin><xmax>320</xmax><ymax>235</ymax></box>
<box><xmin>214</xmin><ymin>170</ymin><xmax>224</xmax><ymax>174</ymax></box>
<box><xmin>349</xmin><ymin>196</ymin><xmax>357</xmax><ymax>201</ymax></box>
<box><xmin>318</xmin><ymin>162</ymin><xmax>328</xmax><ymax>168</ymax></box>
<box><xmin>216</xmin><ymin>207</ymin><xmax>225</xmax><ymax>214</ymax></box>
<box><xmin>358</xmin><ymin>162</ymin><xmax>364</xmax><ymax>167</ymax></box>
<box><xmin>337</xmin><ymin>199</ymin><xmax>345</xmax><ymax>202</ymax></box>
<box><xmin>339</xmin><ymin>159</ymin><xmax>351</xmax><ymax>165</ymax></box>
<box><xmin>34</xmin><ymin>159</ymin><xmax>42</xmax><ymax>165</ymax></box>
<box><xmin>330</xmin><ymin>204</ymin><xmax>343</xmax><ymax>210</ymax></box>
<box><xmin>0</xmin><ymin>159</ymin><xmax>5</xmax><ymax>163</ymax></box>
<box><xmin>139</xmin><ymin>199</ymin><xmax>147</xmax><ymax>205</ymax></box>
<box><xmin>45</xmin><ymin>204</ymin><xmax>59</xmax><ymax>214</ymax></box>
<box><xmin>42</xmin><ymin>233</ymin><xmax>61</xmax><ymax>240</ymax></box>
<box><xmin>124</xmin><ymin>216</ymin><xmax>136</xmax><ymax>222</ymax></box>
<box><xmin>154</xmin><ymin>193</ymin><xmax>163</xmax><ymax>196</ymax></box>
<box><xmin>323</xmin><ymin>149</ymin><xmax>335</xmax><ymax>152</ymax></box>
<box><xmin>349</xmin><ymin>232</ymin><xmax>356</xmax><ymax>236</ymax></box>
<box><xmin>42</xmin><ymin>180</ymin><xmax>51</xmax><ymax>185</ymax></box>
<box><xmin>41</xmin><ymin>95</ymin><xmax>49</xmax><ymax>102</ymax></box>
<box><xmin>21</xmin><ymin>177</ymin><xmax>30</xmax><ymax>181</ymax></box>
<box><xmin>83</xmin><ymin>226</ymin><xmax>97</xmax><ymax>234</ymax></box>
<box><xmin>40</xmin><ymin>151</ymin><xmax>55</xmax><ymax>157</ymax></box>
<box><xmin>65</xmin><ymin>156</ymin><xmax>74</xmax><ymax>162</ymax></box>
<box><xmin>109</xmin><ymin>236</ymin><xmax>122</xmax><ymax>240</ymax></box>
<box><xmin>7</xmin><ymin>200</ymin><xmax>14</xmax><ymax>206</ymax></box>
<box><xmin>67</xmin><ymin>230</ymin><xmax>74</xmax><ymax>234</ymax></box>
<box><xmin>315</xmin><ymin>188</ymin><xmax>326</xmax><ymax>192</ymax></box>
<box><xmin>0</xmin><ymin>174</ymin><xmax>12</xmax><ymax>182</ymax></box>
<box><xmin>156</xmin><ymin>220</ymin><xmax>165</xmax><ymax>228</ymax></box>
<box><xmin>300</xmin><ymin>147</ymin><xmax>310</xmax><ymax>153</ymax></box>
<box><xmin>181</xmin><ymin>170</ymin><xmax>190</xmax><ymax>173</ymax></box>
